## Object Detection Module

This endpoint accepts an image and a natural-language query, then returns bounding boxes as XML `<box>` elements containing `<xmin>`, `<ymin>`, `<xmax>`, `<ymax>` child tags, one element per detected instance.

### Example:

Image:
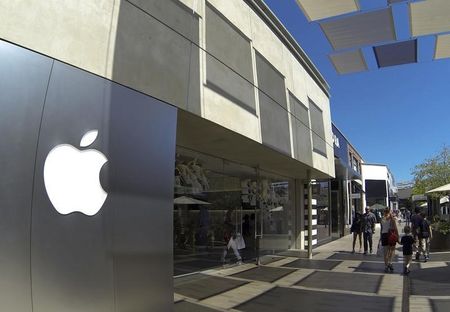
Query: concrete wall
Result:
<box><xmin>0</xmin><ymin>0</ymin><xmax>334</xmax><ymax>178</ymax></box>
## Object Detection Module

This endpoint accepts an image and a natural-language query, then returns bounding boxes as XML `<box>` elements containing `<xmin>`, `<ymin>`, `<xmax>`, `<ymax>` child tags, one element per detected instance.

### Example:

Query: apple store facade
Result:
<box><xmin>0</xmin><ymin>0</ymin><xmax>335</xmax><ymax>311</ymax></box>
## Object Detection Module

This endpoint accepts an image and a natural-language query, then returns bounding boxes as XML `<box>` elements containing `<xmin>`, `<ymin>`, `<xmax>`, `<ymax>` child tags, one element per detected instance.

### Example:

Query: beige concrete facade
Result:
<box><xmin>0</xmin><ymin>0</ymin><xmax>334</xmax><ymax>179</ymax></box>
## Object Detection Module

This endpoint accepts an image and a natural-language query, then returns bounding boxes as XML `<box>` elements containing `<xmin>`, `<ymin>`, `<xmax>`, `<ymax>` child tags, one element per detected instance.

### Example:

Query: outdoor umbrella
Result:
<box><xmin>173</xmin><ymin>196</ymin><xmax>211</xmax><ymax>205</ymax></box>
<box><xmin>369</xmin><ymin>203</ymin><xmax>387</xmax><ymax>210</ymax></box>
<box><xmin>426</xmin><ymin>183</ymin><xmax>450</xmax><ymax>194</ymax></box>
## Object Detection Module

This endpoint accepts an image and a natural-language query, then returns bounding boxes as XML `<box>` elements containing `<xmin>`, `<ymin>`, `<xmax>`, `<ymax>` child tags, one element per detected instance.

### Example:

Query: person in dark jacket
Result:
<box><xmin>351</xmin><ymin>212</ymin><xmax>363</xmax><ymax>253</ymax></box>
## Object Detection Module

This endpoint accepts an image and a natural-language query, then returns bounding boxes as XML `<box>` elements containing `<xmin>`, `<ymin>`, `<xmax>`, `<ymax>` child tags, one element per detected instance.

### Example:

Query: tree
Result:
<box><xmin>411</xmin><ymin>146</ymin><xmax>450</xmax><ymax>196</ymax></box>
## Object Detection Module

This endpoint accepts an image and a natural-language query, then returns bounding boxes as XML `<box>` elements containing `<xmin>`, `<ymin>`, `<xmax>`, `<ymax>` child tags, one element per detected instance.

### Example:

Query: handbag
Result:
<box><xmin>388</xmin><ymin>219</ymin><xmax>398</xmax><ymax>245</ymax></box>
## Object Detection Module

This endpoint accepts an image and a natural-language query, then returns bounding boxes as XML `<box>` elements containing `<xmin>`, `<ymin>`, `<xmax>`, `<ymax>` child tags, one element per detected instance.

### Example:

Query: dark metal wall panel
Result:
<box><xmin>0</xmin><ymin>40</ymin><xmax>53</xmax><ymax>312</ymax></box>
<box><xmin>259</xmin><ymin>91</ymin><xmax>291</xmax><ymax>156</ymax></box>
<box><xmin>29</xmin><ymin>60</ymin><xmax>176</xmax><ymax>312</ymax></box>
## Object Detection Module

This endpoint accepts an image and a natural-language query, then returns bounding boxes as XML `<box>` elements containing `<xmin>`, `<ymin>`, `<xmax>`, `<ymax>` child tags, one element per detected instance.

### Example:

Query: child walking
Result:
<box><xmin>400</xmin><ymin>225</ymin><xmax>415</xmax><ymax>275</ymax></box>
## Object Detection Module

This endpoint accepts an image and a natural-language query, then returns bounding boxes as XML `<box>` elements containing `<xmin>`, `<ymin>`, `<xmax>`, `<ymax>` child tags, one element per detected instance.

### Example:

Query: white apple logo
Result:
<box><xmin>44</xmin><ymin>130</ymin><xmax>108</xmax><ymax>216</ymax></box>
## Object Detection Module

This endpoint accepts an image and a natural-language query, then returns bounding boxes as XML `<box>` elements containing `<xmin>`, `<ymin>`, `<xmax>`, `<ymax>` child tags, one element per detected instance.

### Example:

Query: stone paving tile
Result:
<box><xmin>327</xmin><ymin>252</ymin><xmax>398</xmax><ymax>262</ymax></box>
<box><xmin>420</xmin><ymin>261</ymin><xmax>448</xmax><ymax>269</ymax></box>
<box><xmin>274</xmin><ymin>269</ymin><xmax>315</xmax><ymax>287</ymax></box>
<box><xmin>236</xmin><ymin>287</ymin><xmax>395</xmax><ymax>312</ymax></box>
<box><xmin>231</xmin><ymin>266</ymin><xmax>296</xmax><ymax>283</ymax></box>
<box><xmin>282</xmin><ymin>258</ymin><xmax>341</xmax><ymax>270</ymax></box>
<box><xmin>259</xmin><ymin>255</ymin><xmax>285</xmax><ymax>265</ymax></box>
<box><xmin>295</xmin><ymin>271</ymin><xmax>382</xmax><ymax>293</ymax></box>
<box><xmin>264</xmin><ymin>257</ymin><xmax>298</xmax><ymax>268</ymax></box>
<box><xmin>410</xmin><ymin>296</ymin><xmax>432</xmax><ymax>312</ymax></box>
<box><xmin>313</xmin><ymin>252</ymin><xmax>334</xmax><ymax>260</ymax></box>
<box><xmin>331</xmin><ymin>260</ymin><xmax>361</xmax><ymax>272</ymax></box>
<box><xmin>174</xmin><ymin>300</ymin><xmax>223</xmax><ymax>312</ymax></box>
<box><xmin>421</xmin><ymin>252</ymin><xmax>450</xmax><ymax>262</ymax></box>
<box><xmin>378</xmin><ymin>274</ymin><xmax>403</xmax><ymax>297</ymax></box>
<box><xmin>430</xmin><ymin>298</ymin><xmax>450</xmax><ymax>312</ymax></box>
<box><xmin>200</xmin><ymin>281</ymin><xmax>274</xmax><ymax>310</ymax></box>
<box><xmin>206</xmin><ymin>263</ymin><xmax>257</xmax><ymax>277</ymax></box>
<box><xmin>174</xmin><ymin>274</ymin><xmax>248</xmax><ymax>300</ymax></box>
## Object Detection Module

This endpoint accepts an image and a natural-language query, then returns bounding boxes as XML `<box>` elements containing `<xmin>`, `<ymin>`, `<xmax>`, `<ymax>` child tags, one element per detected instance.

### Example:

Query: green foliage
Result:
<box><xmin>411</xmin><ymin>146</ymin><xmax>450</xmax><ymax>197</ymax></box>
<box><xmin>431</xmin><ymin>215</ymin><xmax>450</xmax><ymax>235</ymax></box>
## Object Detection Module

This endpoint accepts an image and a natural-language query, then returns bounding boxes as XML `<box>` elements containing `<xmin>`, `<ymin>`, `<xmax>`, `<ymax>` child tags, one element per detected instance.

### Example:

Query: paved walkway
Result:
<box><xmin>174</xmin><ymin>225</ymin><xmax>450</xmax><ymax>312</ymax></box>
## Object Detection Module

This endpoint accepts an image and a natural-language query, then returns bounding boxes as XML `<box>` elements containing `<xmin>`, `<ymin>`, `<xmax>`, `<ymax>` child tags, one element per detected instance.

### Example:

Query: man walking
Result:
<box><xmin>362</xmin><ymin>207</ymin><xmax>377</xmax><ymax>254</ymax></box>
<box><xmin>411</xmin><ymin>207</ymin><xmax>424</xmax><ymax>260</ymax></box>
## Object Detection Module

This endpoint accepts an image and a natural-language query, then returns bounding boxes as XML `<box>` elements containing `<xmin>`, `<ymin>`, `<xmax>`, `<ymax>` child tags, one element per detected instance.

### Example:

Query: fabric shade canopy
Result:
<box><xmin>426</xmin><ymin>183</ymin><xmax>450</xmax><ymax>193</ymax></box>
<box><xmin>410</xmin><ymin>0</ymin><xmax>450</xmax><ymax>37</ymax></box>
<box><xmin>435</xmin><ymin>34</ymin><xmax>450</xmax><ymax>60</ymax></box>
<box><xmin>329</xmin><ymin>49</ymin><xmax>367</xmax><ymax>74</ymax></box>
<box><xmin>321</xmin><ymin>8</ymin><xmax>396</xmax><ymax>51</ymax></box>
<box><xmin>373</xmin><ymin>39</ymin><xmax>417</xmax><ymax>68</ymax></box>
<box><xmin>295</xmin><ymin>0</ymin><xmax>359</xmax><ymax>21</ymax></box>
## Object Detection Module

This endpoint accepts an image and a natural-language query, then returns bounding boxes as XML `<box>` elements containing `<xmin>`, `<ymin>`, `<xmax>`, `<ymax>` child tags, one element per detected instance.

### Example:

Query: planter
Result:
<box><xmin>430</xmin><ymin>232</ymin><xmax>450</xmax><ymax>251</ymax></box>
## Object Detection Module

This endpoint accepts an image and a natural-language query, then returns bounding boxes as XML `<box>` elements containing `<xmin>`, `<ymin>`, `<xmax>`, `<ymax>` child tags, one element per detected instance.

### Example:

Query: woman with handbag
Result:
<box><xmin>380</xmin><ymin>208</ymin><xmax>399</xmax><ymax>273</ymax></box>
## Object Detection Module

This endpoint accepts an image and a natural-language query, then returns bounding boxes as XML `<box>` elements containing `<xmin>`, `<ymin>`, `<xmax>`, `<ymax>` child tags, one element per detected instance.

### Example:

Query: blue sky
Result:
<box><xmin>264</xmin><ymin>0</ymin><xmax>450</xmax><ymax>183</ymax></box>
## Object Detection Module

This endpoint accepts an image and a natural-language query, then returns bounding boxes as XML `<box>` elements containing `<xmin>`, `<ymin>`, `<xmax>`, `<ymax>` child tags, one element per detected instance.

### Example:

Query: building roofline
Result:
<box><xmin>245</xmin><ymin>0</ymin><xmax>330</xmax><ymax>97</ymax></box>
<box><xmin>332</xmin><ymin>122</ymin><xmax>364</xmax><ymax>160</ymax></box>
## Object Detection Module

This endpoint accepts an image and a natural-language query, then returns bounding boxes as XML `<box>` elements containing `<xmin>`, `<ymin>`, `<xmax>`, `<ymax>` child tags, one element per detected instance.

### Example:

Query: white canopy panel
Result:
<box><xmin>321</xmin><ymin>8</ymin><xmax>396</xmax><ymax>51</ymax></box>
<box><xmin>435</xmin><ymin>34</ymin><xmax>450</xmax><ymax>60</ymax></box>
<box><xmin>329</xmin><ymin>49</ymin><xmax>367</xmax><ymax>74</ymax></box>
<box><xmin>410</xmin><ymin>0</ymin><xmax>450</xmax><ymax>37</ymax></box>
<box><xmin>427</xmin><ymin>183</ymin><xmax>450</xmax><ymax>193</ymax></box>
<box><xmin>295</xmin><ymin>0</ymin><xmax>360</xmax><ymax>21</ymax></box>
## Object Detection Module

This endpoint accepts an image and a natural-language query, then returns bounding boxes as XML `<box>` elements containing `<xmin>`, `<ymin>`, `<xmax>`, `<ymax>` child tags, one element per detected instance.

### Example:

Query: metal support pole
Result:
<box><xmin>307</xmin><ymin>170</ymin><xmax>313</xmax><ymax>259</ymax></box>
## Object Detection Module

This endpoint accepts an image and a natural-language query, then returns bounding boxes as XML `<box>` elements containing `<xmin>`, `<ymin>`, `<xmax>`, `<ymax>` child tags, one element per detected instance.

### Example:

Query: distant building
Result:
<box><xmin>362</xmin><ymin>164</ymin><xmax>398</xmax><ymax>212</ymax></box>
<box><xmin>330</xmin><ymin>124</ymin><xmax>364</xmax><ymax>238</ymax></box>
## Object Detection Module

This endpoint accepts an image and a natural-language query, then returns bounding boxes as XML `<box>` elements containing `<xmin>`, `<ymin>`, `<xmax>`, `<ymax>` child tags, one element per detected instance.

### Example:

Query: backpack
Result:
<box><xmin>420</xmin><ymin>220</ymin><xmax>430</xmax><ymax>238</ymax></box>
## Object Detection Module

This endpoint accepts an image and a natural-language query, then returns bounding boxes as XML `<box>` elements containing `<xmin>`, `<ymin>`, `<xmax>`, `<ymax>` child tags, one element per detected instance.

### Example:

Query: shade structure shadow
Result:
<box><xmin>430</xmin><ymin>299</ymin><xmax>450</xmax><ymax>312</ymax></box>
<box><xmin>174</xmin><ymin>273</ymin><xmax>248</xmax><ymax>300</ymax></box>
<box><xmin>327</xmin><ymin>251</ymin><xmax>398</xmax><ymax>262</ymax></box>
<box><xmin>236</xmin><ymin>287</ymin><xmax>394</xmax><ymax>312</ymax></box>
<box><xmin>231</xmin><ymin>266</ymin><xmax>296</xmax><ymax>283</ymax></box>
<box><xmin>174</xmin><ymin>301</ymin><xmax>222</xmax><ymax>312</ymax></box>
<box><xmin>295</xmin><ymin>271</ymin><xmax>382</xmax><ymax>293</ymax></box>
<box><xmin>354</xmin><ymin>262</ymin><xmax>419</xmax><ymax>274</ymax></box>
<box><xmin>283</xmin><ymin>259</ymin><xmax>341</xmax><ymax>270</ymax></box>
<box><xmin>409</xmin><ymin>266</ymin><xmax>450</xmax><ymax>296</ymax></box>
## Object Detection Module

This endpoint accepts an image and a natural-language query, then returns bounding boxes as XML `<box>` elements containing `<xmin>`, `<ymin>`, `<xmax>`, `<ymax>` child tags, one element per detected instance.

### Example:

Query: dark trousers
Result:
<box><xmin>363</xmin><ymin>231</ymin><xmax>373</xmax><ymax>253</ymax></box>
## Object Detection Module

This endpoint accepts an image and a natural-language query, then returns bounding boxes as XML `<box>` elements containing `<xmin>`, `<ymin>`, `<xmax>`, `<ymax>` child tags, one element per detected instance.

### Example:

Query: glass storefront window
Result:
<box><xmin>173</xmin><ymin>147</ymin><xmax>294</xmax><ymax>275</ymax></box>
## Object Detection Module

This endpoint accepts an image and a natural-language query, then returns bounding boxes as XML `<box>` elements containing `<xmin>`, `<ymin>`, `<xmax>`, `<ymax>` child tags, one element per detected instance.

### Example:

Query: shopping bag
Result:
<box><xmin>235</xmin><ymin>233</ymin><xmax>246</xmax><ymax>250</ymax></box>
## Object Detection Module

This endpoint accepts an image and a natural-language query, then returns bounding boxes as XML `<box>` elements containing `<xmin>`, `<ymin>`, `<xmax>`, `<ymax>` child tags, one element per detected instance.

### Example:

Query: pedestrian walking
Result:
<box><xmin>362</xmin><ymin>207</ymin><xmax>377</xmax><ymax>255</ymax></box>
<box><xmin>419</xmin><ymin>213</ymin><xmax>432</xmax><ymax>261</ymax></box>
<box><xmin>380</xmin><ymin>208</ymin><xmax>398</xmax><ymax>273</ymax></box>
<box><xmin>221</xmin><ymin>209</ymin><xmax>242</xmax><ymax>265</ymax></box>
<box><xmin>351</xmin><ymin>211</ymin><xmax>363</xmax><ymax>253</ymax></box>
<box><xmin>400</xmin><ymin>225</ymin><xmax>415</xmax><ymax>275</ymax></box>
<box><xmin>411</xmin><ymin>208</ymin><xmax>424</xmax><ymax>260</ymax></box>
<box><xmin>405</xmin><ymin>209</ymin><xmax>411</xmax><ymax>226</ymax></box>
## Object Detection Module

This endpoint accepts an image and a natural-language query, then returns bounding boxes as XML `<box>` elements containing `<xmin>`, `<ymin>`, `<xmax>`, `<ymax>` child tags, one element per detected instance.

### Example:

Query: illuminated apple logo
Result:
<box><xmin>44</xmin><ymin>130</ymin><xmax>108</xmax><ymax>216</ymax></box>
